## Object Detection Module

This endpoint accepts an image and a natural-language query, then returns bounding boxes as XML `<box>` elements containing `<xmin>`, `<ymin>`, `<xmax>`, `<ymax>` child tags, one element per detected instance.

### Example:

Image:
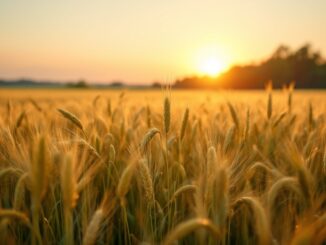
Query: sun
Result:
<box><xmin>198</xmin><ymin>56</ymin><xmax>227</xmax><ymax>77</ymax></box>
<box><xmin>198</xmin><ymin>57</ymin><xmax>225</xmax><ymax>77</ymax></box>
<box><xmin>193</xmin><ymin>46</ymin><xmax>229</xmax><ymax>77</ymax></box>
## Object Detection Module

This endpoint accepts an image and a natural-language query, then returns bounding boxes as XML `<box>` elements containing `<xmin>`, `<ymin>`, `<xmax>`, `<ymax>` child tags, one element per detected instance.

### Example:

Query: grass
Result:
<box><xmin>0</xmin><ymin>88</ymin><xmax>325</xmax><ymax>244</ymax></box>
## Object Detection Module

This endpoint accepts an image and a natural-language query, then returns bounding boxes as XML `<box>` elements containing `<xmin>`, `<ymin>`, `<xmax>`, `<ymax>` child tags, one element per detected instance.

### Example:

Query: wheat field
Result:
<box><xmin>0</xmin><ymin>89</ymin><xmax>325</xmax><ymax>245</ymax></box>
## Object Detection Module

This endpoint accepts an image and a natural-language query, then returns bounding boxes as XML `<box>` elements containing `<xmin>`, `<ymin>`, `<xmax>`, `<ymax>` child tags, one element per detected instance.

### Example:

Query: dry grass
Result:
<box><xmin>0</xmin><ymin>89</ymin><xmax>325</xmax><ymax>244</ymax></box>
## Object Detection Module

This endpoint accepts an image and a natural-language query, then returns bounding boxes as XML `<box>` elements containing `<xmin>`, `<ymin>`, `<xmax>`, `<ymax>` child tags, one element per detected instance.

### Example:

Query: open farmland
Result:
<box><xmin>0</xmin><ymin>89</ymin><xmax>325</xmax><ymax>244</ymax></box>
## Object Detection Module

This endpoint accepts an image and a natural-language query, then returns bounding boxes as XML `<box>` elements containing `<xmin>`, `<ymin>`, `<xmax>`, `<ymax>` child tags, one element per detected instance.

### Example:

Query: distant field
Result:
<box><xmin>1</xmin><ymin>88</ymin><xmax>325</xmax><ymax>106</ymax></box>
<box><xmin>0</xmin><ymin>89</ymin><xmax>325</xmax><ymax>244</ymax></box>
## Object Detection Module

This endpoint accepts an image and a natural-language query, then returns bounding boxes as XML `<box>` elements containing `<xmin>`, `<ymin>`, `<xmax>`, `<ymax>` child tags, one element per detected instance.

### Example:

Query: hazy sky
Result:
<box><xmin>1</xmin><ymin>0</ymin><xmax>326</xmax><ymax>84</ymax></box>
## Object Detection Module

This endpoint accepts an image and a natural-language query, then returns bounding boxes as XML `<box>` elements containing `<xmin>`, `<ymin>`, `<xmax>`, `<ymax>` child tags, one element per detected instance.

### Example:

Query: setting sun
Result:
<box><xmin>198</xmin><ymin>57</ymin><xmax>226</xmax><ymax>77</ymax></box>
<box><xmin>193</xmin><ymin>46</ymin><xmax>229</xmax><ymax>77</ymax></box>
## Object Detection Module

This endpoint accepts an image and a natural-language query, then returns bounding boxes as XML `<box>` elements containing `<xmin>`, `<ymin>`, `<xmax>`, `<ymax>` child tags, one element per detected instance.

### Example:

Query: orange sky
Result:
<box><xmin>1</xmin><ymin>1</ymin><xmax>326</xmax><ymax>84</ymax></box>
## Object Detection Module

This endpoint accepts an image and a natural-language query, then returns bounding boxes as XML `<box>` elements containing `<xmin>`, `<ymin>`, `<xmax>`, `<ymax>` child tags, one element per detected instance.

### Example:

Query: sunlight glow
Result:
<box><xmin>198</xmin><ymin>57</ymin><xmax>225</xmax><ymax>77</ymax></box>
<box><xmin>195</xmin><ymin>46</ymin><xmax>229</xmax><ymax>77</ymax></box>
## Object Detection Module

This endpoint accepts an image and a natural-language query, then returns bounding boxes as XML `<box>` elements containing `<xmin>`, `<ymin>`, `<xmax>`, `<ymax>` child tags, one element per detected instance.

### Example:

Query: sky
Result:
<box><xmin>1</xmin><ymin>0</ymin><xmax>326</xmax><ymax>84</ymax></box>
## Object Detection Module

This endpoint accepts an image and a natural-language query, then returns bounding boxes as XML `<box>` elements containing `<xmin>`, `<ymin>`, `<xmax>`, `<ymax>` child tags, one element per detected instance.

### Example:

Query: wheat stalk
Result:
<box><xmin>233</xmin><ymin>197</ymin><xmax>272</xmax><ymax>245</ymax></box>
<box><xmin>163</xmin><ymin>97</ymin><xmax>170</xmax><ymax>135</ymax></box>
<box><xmin>207</xmin><ymin>146</ymin><xmax>217</xmax><ymax>175</ymax></box>
<box><xmin>267</xmin><ymin>91</ymin><xmax>273</xmax><ymax>120</ymax></box>
<box><xmin>14</xmin><ymin>173</ymin><xmax>28</xmax><ymax>210</ymax></box>
<box><xmin>30</xmin><ymin>137</ymin><xmax>49</xmax><ymax>245</ymax></box>
<box><xmin>61</xmin><ymin>154</ymin><xmax>78</xmax><ymax>245</ymax></box>
<box><xmin>180</xmin><ymin>108</ymin><xmax>189</xmax><ymax>140</ymax></box>
<box><xmin>227</xmin><ymin>102</ymin><xmax>239</xmax><ymax>129</ymax></box>
<box><xmin>15</xmin><ymin>110</ymin><xmax>26</xmax><ymax>130</ymax></box>
<box><xmin>140</xmin><ymin>128</ymin><xmax>160</xmax><ymax>154</ymax></box>
<box><xmin>162</xmin><ymin>218</ymin><xmax>220</xmax><ymax>245</ymax></box>
<box><xmin>287</xmin><ymin>81</ymin><xmax>295</xmax><ymax>113</ymax></box>
<box><xmin>116</xmin><ymin>162</ymin><xmax>137</xmax><ymax>202</ymax></box>
<box><xmin>138</xmin><ymin>158</ymin><xmax>154</xmax><ymax>204</ymax></box>
<box><xmin>58</xmin><ymin>108</ymin><xmax>84</xmax><ymax>131</ymax></box>
<box><xmin>83</xmin><ymin>209</ymin><xmax>104</xmax><ymax>245</ymax></box>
